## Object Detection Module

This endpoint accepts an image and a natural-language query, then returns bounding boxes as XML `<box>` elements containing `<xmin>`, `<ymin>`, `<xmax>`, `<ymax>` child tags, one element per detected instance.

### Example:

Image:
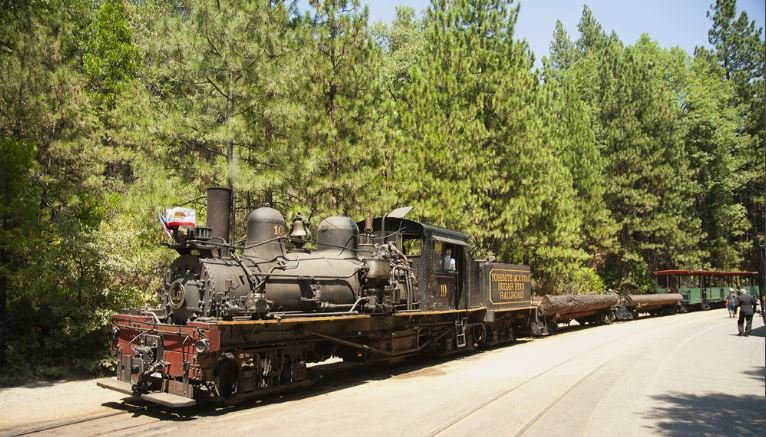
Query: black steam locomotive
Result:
<box><xmin>98</xmin><ymin>188</ymin><xmax>539</xmax><ymax>407</ymax></box>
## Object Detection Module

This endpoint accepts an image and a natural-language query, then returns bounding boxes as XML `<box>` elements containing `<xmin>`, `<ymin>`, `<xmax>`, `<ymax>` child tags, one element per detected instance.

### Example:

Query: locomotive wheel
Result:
<box><xmin>546</xmin><ymin>320</ymin><xmax>558</xmax><ymax>335</ymax></box>
<box><xmin>600</xmin><ymin>312</ymin><xmax>612</xmax><ymax>325</ymax></box>
<box><xmin>472</xmin><ymin>324</ymin><xmax>487</xmax><ymax>346</ymax></box>
<box><xmin>215</xmin><ymin>357</ymin><xmax>239</xmax><ymax>400</ymax></box>
<box><xmin>281</xmin><ymin>355</ymin><xmax>293</xmax><ymax>385</ymax></box>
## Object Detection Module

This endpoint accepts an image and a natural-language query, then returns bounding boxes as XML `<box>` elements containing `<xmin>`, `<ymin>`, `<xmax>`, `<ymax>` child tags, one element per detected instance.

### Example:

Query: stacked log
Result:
<box><xmin>539</xmin><ymin>294</ymin><xmax>619</xmax><ymax>318</ymax></box>
<box><xmin>626</xmin><ymin>293</ymin><xmax>682</xmax><ymax>310</ymax></box>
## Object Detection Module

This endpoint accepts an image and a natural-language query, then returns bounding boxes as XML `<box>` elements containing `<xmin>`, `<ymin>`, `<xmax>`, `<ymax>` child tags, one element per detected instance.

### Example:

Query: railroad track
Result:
<box><xmin>423</xmin><ymin>315</ymin><xmax>709</xmax><ymax>437</ymax></box>
<box><xmin>5</xmin><ymin>402</ymin><xmax>160</xmax><ymax>437</ymax></box>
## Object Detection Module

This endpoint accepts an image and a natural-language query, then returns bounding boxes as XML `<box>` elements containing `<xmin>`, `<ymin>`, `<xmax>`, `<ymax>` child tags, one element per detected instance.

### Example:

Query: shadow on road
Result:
<box><xmin>742</xmin><ymin>366</ymin><xmax>765</xmax><ymax>383</ymax></box>
<box><xmin>99</xmin><ymin>344</ymin><xmax>521</xmax><ymax>421</ymax></box>
<box><xmin>644</xmin><ymin>392</ymin><xmax>765</xmax><ymax>436</ymax></box>
<box><xmin>749</xmin><ymin>325</ymin><xmax>765</xmax><ymax>338</ymax></box>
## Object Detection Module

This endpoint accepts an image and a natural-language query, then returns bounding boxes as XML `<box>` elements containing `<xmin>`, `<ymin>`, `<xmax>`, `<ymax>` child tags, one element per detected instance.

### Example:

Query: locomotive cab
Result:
<box><xmin>357</xmin><ymin>217</ymin><xmax>470</xmax><ymax>311</ymax></box>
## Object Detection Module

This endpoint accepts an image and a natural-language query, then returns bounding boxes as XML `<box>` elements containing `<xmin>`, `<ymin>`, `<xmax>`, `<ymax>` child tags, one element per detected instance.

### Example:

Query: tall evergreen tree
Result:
<box><xmin>541</xmin><ymin>63</ymin><xmax>617</xmax><ymax>276</ymax></box>
<box><xmin>398</xmin><ymin>0</ymin><xmax>585</xmax><ymax>291</ymax></box>
<box><xmin>138</xmin><ymin>0</ymin><xmax>304</xmax><ymax>235</ymax></box>
<box><xmin>706</xmin><ymin>0</ymin><xmax>765</xmax><ymax>272</ymax></box>
<box><xmin>300</xmin><ymin>0</ymin><xmax>388</xmax><ymax>217</ymax></box>
<box><xmin>601</xmin><ymin>36</ymin><xmax>704</xmax><ymax>288</ymax></box>
<box><xmin>548</xmin><ymin>20</ymin><xmax>577</xmax><ymax>71</ymax></box>
<box><xmin>684</xmin><ymin>48</ymin><xmax>750</xmax><ymax>269</ymax></box>
<box><xmin>576</xmin><ymin>5</ymin><xmax>607</xmax><ymax>55</ymax></box>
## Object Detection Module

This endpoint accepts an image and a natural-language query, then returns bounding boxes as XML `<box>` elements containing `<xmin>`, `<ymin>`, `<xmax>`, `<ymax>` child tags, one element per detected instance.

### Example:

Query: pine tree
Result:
<box><xmin>396</xmin><ymin>0</ymin><xmax>586</xmax><ymax>291</ymax></box>
<box><xmin>548</xmin><ymin>20</ymin><xmax>577</xmax><ymax>71</ymax></box>
<box><xmin>576</xmin><ymin>5</ymin><xmax>607</xmax><ymax>55</ymax></box>
<box><xmin>300</xmin><ymin>0</ymin><xmax>388</xmax><ymax>217</ymax></box>
<box><xmin>600</xmin><ymin>36</ymin><xmax>705</xmax><ymax>288</ymax></box>
<box><xmin>706</xmin><ymin>0</ymin><xmax>765</xmax><ymax>272</ymax></box>
<box><xmin>137</xmin><ymin>0</ymin><xmax>305</xmax><ymax>235</ymax></box>
<box><xmin>541</xmin><ymin>62</ymin><xmax>617</xmax><ymax>277</ymax></box>
<box><xmin>684</xmin><ymin>48</ymin><xmax>750</xmax><ymax>268</ymax></box>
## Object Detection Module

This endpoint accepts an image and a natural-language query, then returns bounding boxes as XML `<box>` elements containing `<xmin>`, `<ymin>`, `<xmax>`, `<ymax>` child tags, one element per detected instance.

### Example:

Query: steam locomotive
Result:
<box><xmin>98</xmin><ymin>187</ymin><xmax>542</xmax><ymax>407</ymax></box>
<box><xmin>99</xmin><ymin>188</ymin><xmax>695</xmax><ymax>407</ymax></box>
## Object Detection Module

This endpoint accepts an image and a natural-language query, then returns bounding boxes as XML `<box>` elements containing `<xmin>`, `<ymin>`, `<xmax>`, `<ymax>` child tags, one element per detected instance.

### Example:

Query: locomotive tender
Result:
<box><xmin>98</xmin><ymin>188</ymin><xmax>539</xmax><ymax>407</ymax></box>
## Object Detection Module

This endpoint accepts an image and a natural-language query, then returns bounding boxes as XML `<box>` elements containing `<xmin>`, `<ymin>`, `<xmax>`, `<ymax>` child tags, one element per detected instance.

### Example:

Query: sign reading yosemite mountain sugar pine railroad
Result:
<box><xmin>488</xmin><ymin>267</ymin><xmax>532</xmax><ymax>304</ymax></box>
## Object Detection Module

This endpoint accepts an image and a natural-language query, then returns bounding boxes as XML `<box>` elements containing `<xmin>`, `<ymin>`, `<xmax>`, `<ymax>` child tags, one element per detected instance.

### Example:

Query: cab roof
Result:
<box><xmin>357</xmin><ymin>217</ymin><xmax>469</xmax><ymax>246</ymax></box>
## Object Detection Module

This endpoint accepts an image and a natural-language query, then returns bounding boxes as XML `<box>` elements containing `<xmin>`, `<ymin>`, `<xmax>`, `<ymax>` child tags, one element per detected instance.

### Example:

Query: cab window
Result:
<box><xmin>433</xmin><ymin>241</ymin><xmax>457</xmax><ymax>273</ymax></box>
<box><xmin>402</xmin><ymin>236</ymin><xmax>422</xmax><ymax>256</ymax></box>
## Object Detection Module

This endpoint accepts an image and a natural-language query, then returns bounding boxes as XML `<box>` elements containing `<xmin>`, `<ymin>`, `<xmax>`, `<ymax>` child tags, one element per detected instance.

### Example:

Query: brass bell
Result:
<box><xmin>290</xmin><ymin>214</ymin><xmax>311</xmax><ymax>247</ymax></box>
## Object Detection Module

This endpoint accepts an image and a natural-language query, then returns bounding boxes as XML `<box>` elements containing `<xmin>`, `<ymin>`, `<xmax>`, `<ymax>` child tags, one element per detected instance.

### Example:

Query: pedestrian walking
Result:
<box><xmin>736</xmin><ymin>289</ymin><xmax>755</xmax><ymax>336</ymax></box>
<box><xmin>726</xmin><ymin>289</ymin><xmax>737</xmax><ymax>318</ymax></box>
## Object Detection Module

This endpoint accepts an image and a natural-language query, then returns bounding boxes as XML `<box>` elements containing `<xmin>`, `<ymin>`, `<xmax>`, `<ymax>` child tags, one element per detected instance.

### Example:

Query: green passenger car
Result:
<box><xmin>654</xmin><ymin>270</ymin><xmax>761</xmax><ymax>310</ymax></box>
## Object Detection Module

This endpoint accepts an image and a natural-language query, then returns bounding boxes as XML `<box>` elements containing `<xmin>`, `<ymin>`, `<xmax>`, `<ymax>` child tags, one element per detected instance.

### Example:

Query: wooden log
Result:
<box><xmin>627</xmin><ymin>293</ymin><xmax>682</xmax><ymax>310</ymax></box>
<box><xmin>539</xmin><ymin>294</ymin><xmax>619</xmax><ymax>318</ymax></box>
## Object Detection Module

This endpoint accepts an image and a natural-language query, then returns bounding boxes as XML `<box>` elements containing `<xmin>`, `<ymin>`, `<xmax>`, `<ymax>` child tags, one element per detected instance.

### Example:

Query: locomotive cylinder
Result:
<box><xmin>260</xmin><ymin>254</ymin><xmax>361</xmax><ymax>311</ymax></box>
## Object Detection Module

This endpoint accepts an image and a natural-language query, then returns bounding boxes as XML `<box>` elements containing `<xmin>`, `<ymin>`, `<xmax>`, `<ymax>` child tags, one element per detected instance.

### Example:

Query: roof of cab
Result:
<box><xmin>357</xmin><ymin>217</ymin><xmax>469</xmax><ymax>245</ymax></box>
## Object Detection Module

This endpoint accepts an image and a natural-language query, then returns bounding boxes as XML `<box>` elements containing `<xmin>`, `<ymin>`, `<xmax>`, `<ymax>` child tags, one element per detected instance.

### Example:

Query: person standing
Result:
<box><xmin>442</xmin><ymin>248</ymin><xmax>456</xmax><ymax>272</ymax></box>
<box><xmin>726</xmin><ymin>289</ymin><xmax>737</xmax><ymax>318</ymax></box>
<box><xmin>736</xmin><ymin>289</ymin><xmax>755</xmax><ymax>336</ymax></box>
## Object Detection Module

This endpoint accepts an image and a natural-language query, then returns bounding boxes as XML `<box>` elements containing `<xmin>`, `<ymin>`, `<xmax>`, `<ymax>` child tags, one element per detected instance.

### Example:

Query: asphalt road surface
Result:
<box><xmin>1</xmin><ymin>309</ymin><xmax>764</xmax><ymax>437</ymax></box>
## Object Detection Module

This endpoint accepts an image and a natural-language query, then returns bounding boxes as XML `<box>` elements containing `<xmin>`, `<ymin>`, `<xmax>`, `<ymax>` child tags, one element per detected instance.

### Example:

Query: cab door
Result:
<box><xmin>432</xmin><ymin>241</ymin><xmax>461</xmax><ymax>310</ymax></box>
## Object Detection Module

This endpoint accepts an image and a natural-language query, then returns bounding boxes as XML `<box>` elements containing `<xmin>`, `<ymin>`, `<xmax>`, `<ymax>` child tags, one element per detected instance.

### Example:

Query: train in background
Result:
<box><xmin>97</xmin><ymin>187</ymin><xmax>758</xmax><ymax>408</ymax></box>
<box><xmin>654</xmin><ymin>270</ymin><xmax>763</xmax><ymax>310</ymax></box>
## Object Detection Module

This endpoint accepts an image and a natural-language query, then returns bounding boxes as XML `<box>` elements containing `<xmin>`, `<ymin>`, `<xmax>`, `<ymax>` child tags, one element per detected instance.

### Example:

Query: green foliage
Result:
<box><xmin>707</xmin><ymin>0</ymin><xmax>765</xmax><ymax>272</ymax></box>
<box><xmin>83</xmin><ymin>0</ymin><xmax>141</xmax><ymax>111</ymax></box>
<box><xmin>547</xmin><ymin>20</ymin><xmax>577</xmax><ymax>71</ymax></box>
<box><xmin>684</xmin><ymin>50</ymin><xmax>750</xmax><ymax>269</ymax></box>
<box><xmin>298</xmin><ymin>0</ymin><xmax>388</xmax><ymax>217</ymax></box>
<box><xmin>392</xmin><ymin>0</ymin><xmax>589</xmax><ymax>292</ymax></box>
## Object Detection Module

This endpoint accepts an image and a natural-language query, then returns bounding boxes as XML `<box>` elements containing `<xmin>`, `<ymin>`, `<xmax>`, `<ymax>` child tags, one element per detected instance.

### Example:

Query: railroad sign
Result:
<box><xmin>487</xmin><ymin>265</ymin><xmax>531</xmax><ymax>305</ymax></box>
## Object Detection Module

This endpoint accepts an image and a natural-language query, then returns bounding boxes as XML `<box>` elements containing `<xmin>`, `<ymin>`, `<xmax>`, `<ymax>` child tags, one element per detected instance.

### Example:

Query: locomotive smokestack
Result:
<box><xmin>207</xmin><ymin>187</ymin><xmax>232</xmax><ymax>243</ymax></box>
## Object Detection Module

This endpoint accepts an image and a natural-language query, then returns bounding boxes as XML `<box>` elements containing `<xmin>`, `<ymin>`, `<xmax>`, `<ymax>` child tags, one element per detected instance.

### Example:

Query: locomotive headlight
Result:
<box><xmin>194</xmin><ymin>339</ymin><xmax>209</xmax><ymax>354</ymax></box>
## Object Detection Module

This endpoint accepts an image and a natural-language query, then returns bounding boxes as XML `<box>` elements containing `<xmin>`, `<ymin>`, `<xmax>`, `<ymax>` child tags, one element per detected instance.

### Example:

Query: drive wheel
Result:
<box><xmin>215</xmin><ymin>356</ymin><xmax>239</xmax><ymax>401</ymax></box>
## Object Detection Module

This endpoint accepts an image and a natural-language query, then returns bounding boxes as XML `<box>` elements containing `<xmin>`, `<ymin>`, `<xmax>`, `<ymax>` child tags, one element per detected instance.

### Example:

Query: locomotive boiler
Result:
<box><xmin>161</xmin><ymin>188</ymin><xmax>417</xmax><ymax>325</ymax></box>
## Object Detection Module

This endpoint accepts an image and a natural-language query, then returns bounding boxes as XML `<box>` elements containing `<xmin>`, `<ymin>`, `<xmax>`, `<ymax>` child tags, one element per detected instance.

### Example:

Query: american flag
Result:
<box><xmin>158</xmin><ymin>212</ymin><xmax>173</xmax><ymax>239</ymax></box>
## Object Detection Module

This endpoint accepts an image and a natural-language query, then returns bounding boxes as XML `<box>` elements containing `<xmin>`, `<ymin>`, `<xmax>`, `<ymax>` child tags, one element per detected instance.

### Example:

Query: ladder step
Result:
<box><xmin>455</xmin><ymin>320</ymin><xmax>467</xmax><ymax>348</ymax></box>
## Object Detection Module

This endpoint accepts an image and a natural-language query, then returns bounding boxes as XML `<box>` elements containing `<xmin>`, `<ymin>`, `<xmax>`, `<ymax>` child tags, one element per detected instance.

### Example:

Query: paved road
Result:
<box><xmin>1</xmin><ymin>309</ymin><xmax>764</xmax><ymax>436</ymax></box>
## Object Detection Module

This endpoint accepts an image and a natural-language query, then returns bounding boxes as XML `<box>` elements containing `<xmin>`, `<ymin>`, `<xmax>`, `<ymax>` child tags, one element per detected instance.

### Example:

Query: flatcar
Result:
<box><xmin>535</xmin><ymin>292</ymin><xmax>683</xmax><ymax>333</ymax></box>
<box><xmin>98</xmin><ymin>188</ymin><xmax>539</xmax><ymax>407</ymax></box>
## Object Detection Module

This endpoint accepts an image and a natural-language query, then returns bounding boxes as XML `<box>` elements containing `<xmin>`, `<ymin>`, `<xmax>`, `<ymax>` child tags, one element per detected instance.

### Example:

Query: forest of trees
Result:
<box><xmin>0</xmin><ymin>0</ymin><xmax>763</xmax><ymax>381</ymax></box>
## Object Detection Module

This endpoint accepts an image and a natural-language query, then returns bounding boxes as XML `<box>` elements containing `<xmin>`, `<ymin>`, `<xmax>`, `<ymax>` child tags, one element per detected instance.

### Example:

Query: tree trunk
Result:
<box><xmin>0</xmin><ymin>244</ymin><xmax>6</xmax><ymax>366</ymax></box>
<box><xmin>539</xmin><ymin>294</ymin><xmax>619</xmax><ymax>318</ymax></box>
